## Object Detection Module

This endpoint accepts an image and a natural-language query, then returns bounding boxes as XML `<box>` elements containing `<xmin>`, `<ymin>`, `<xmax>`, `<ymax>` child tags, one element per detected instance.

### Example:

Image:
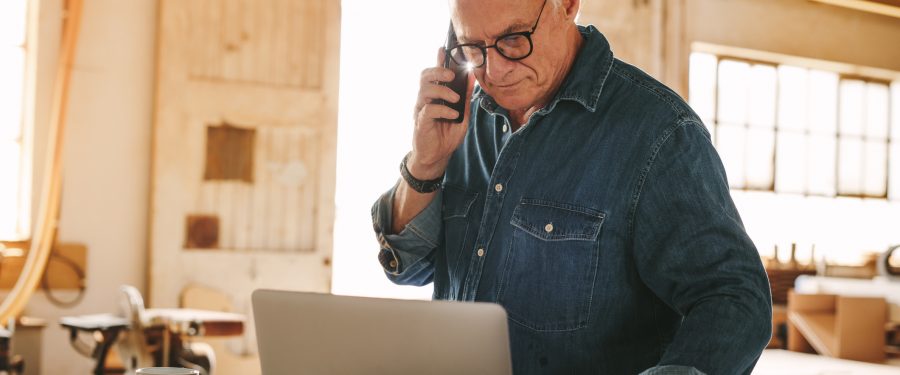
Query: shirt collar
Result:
<box><xmin>474</xmin><ymin>25</ymin><xmax>615</xmax><ymax>116</ymax></box>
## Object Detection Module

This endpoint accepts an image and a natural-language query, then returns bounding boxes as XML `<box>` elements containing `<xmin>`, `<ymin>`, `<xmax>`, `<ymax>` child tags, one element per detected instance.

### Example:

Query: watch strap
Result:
<box><xmin>400</xmin><ymin>152</ymin><xmax>443</xmax><ymax>193</ymax></box>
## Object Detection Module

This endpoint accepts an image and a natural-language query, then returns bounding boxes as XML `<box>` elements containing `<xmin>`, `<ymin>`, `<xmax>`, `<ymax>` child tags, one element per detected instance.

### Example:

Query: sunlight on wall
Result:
<box><xmin>332</xmin><ymin>0</ymin><xmax>449</xmax><ymax>299</ymax></box>
<box><xmin>734</xmin><ymin>191</ymin><xmax>900</xmax><ymax>265</ymax></box>
<box><xmin>0</xmin><ymin>0</ymin><xmax>28</xmax><ymax>240</ymax></box>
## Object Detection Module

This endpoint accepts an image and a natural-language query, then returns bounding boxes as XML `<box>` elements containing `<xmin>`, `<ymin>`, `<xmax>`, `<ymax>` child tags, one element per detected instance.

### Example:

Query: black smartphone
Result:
<box><xmin>437</xmin><ymin>22</ymin><xmax>469</xmax><ymax>123</ymax></box>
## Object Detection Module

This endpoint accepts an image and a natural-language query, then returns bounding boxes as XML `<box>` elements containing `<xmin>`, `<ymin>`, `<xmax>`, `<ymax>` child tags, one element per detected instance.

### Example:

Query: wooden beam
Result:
<box><xmin>810</xmin><ymin>0</ymin><xmax>900</xmax><ymax>19</ymax></box>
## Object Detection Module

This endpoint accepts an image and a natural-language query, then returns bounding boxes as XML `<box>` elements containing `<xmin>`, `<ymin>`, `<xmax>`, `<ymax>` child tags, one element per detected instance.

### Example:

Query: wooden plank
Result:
<box><xmin>756</xmin><ymin>349</ymin><xmax>900</xmax><ymax>375</ymax></box>
<box><xmin>282</xmin><ymin>128</ymin><xmax>302</xmax><ymax>250</ymax></box>
<box><xmin>222</xmin><ymin>0</ymin><xmax>240</xmax><ymax>81</ymax></box>
<box><xmin>272</xmin><ymin>0</ymin><xmax>288</xmax><ymax>87</ymax></box>
<box><xmin>258</xmin><ymin>0</ymin><xmax>274</xmax><ymax>85</ymax></box>
<box><xmin>811</xmin><ymin>0</ymin><xmax>900</xmax><ymax>19</ymax></box>
<box><xmin>308</xmin><ymin>0</ymin><xmax>325</xmax><ymax>89</ymax></box>
<box><xmin>183</xmin><ymin>0</ymin><xmax>325</xmax><ymax>88</ymax></box>
<box><xmin>788</xmin><ymin>311</ymin><xmax>837</xmax><ymax>357</ymax></box>
<box><xmin>187</xmin><ymin>81</ymin><xmax>326</xmax><ymax>124</ymax></box>
<box><xmin>188</xmin><ymin>0</ymin><xmax>206</xmax><ymax>80</ymax></box>
<box><xmin>300</xmin><ymin>128</ymin><xmax>319</xmax><ymax>251</ymax></box>
<box><xmin>0</xmin><ymin>243</ymin><xmax>87</xmax><ymax>290</ymax></box>
<box><xmin>265</xmin><ymin>127</ymin><xmax>282</xmax><ymax>250</ymax></box>
<box><xmin>286</xmin><ymin>0</ymin><xmax>303</xmax><ymax>87</ymax></box>
<box><xmin>248</xmin><ymin>127</ymin><xmax>267</xmax><ymax>250</ymax></box>
<box><xmin>835</xmin><ymin>296</ymin><xmax>886</xmax><ymax>362</ymax></box>
<box><xmin>210</xmin><ymin>0</ymin><xmax>224</xmax><ymax>79</ymax></box>
<box><xmin>232</xmin><ymin>181</ymin><xmax>251</xmax><ymax>250</ymax></box>
<box><xmin>238</xmin><ymin>0</ymin><xmax>254</xmax><ymax>83</ymax></box>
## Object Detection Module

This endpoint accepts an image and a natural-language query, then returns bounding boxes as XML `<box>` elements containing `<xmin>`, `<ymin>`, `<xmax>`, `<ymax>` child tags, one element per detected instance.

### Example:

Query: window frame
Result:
<box><xmin>691</xmin><ymin>52</ymin><xmax>898</xmax><ymax>200</ymax></box>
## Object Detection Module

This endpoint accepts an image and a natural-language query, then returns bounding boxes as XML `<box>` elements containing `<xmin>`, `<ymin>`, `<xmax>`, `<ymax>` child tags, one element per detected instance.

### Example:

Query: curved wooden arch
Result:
<box><xmin>0</xmin><ymin>0</ymin><xmax>84</xmax><ymax>324</ymax></box>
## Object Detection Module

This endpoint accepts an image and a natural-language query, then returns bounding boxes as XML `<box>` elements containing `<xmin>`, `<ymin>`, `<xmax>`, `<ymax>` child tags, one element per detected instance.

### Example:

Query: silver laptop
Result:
<box><xmin>252</xmin><ymin>289</ymin><xmax>512</xmax><ymax>375</ymax></box>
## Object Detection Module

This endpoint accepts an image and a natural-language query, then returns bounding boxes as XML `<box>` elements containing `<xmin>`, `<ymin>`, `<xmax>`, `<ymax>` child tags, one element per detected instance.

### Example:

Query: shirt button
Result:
<box><xmin>494</xmin><ymin>183</ymin><xmax>503</xmax><ymax>193</ymax></box>
<box><xmin>477</xmin><ymin>248</ymin><xmax>485</xmax><ymax>257</ymax></box>
<box><xmin>389</xmin><ymin>259</ymin><xmax>398</xmax><ymax>269</ymax></box>
<box><xmin>502</xmin><ymin>124</ymin><xmax>509</xmax><ymax>132</ymax></box>
<box><xmin>544</xmin><ymin>223</ymin><xmax>554</xmax><ymax>233</ymax></box>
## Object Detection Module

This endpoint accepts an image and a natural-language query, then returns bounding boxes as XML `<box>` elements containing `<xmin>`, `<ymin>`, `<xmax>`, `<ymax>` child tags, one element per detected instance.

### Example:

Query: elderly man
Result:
<box><xmin>370</xmin><ymin>0</ymin><xmax>772</xmax><ymax>373</ymax></box>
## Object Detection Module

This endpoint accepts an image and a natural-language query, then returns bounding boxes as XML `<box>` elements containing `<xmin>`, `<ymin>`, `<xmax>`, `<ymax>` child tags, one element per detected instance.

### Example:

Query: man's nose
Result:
<box><xmin>484</xmin><ymin>48</ymin><xmax>516</xmax><ymax>81</ymax></box>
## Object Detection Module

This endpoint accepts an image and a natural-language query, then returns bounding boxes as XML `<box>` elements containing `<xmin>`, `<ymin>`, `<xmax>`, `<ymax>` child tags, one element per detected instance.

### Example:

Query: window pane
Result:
<box><xmin>705</xmin><ymin>119</ymin><xmax>717</xmax><ymax>146</ymax></box>
<box><xmin>0</xmin><ymin>1</ymin><xmax>27</xmax><ymax>46</ymax></box>
<box><xmin>778</xmin><ymin>65</ymin><xmax>808</xmax><ymax>132</ymax></box>
<box><xmin>808</xmin><ymin>70</ymin><xmax>838</xmax><ymax>136</ymax></box>
<box><xmin>890</xmin><ymin>143</ymin><xmax>900</xmax><ymax>201</ymax></box>
<box><xmin>716</xmin><ymin>125</ymin><xmax>746</xmax><ymax>189</ymax></box>
<box><xmin>865</xmin><ymin>83</ymin><xmax>889</xmax><ymax>141</ymax></box>
<box><xmin>839</xmin><ymin>80</ymin><xmax>865</xmax><ymax>137</ymax></box>
<box><xmin>689</xmin><ymin>52</ymin><xmax>717</xmax><ymax>124</ymax></box>
<box><xmin>0</xmin><ymin>141</ymin><xmax>20</xmax><ymax>239</ymax></box>
<box><xmin>718</xmin><ymin>60</ymin><xmax>750</xmax><ymax>126</ymax></box>
<box><xmin>775</xmin><ymin>131</ymin><xmax>806</xmax><ymax>194</ymax></box>
<box><xmin>808</xmin><ymin>134</ymin><xmax>836</xmax><ymax>196</ymax></box>
<box><xmin>837</xmin><ymin>138</ymin><xmax>864</xmax><ymax>196</ymax></box>
<box><xmin>748</xmin><ymin>65</ymin><xmax>777</xmax><ymax>129</ymax></box>
<box><xmin>891</xmin><ymin>83</ymin><xmax>900</xmax><ymax>201</ymax></box>
<box><xmin>863</xmin><ymin>140</ymin><xmax>887</xmax><ymax>197</ymax></box>
<box><xmin>746</xmin><ymin>128</ymin><xmax>775</xmax><ymax>189</ymax></box>
<box><xmin>892</xmin><ymin>82</ymin><xmax>900</xmax><ymax>141</ymax></box>
<box><xmin>0</xmin><ymin>47</ymin><xmax>24</xmax><ymax>142</ymax></box>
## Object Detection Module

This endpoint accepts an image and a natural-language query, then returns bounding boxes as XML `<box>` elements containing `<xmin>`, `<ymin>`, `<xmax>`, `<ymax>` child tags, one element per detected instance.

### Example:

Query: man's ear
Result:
<box><xmin>562</xmin><ymin>0</ymin><xmax>581</xmax><ymax>21</ymax></box>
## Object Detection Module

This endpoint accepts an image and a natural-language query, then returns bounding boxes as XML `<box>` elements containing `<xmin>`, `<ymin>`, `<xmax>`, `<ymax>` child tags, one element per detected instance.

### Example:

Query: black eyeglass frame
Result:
<box><xmin>446</xmin><ymin>0</ymin><xmax>548</xmax><ymax>68</ymax></box>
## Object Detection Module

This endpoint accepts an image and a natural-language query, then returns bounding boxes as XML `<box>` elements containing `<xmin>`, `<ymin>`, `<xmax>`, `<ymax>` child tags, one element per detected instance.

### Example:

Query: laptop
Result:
<box><xmin>252</xmin><ymin>289</ymin><xmax>512</xmax><ymax>375</ymax></box>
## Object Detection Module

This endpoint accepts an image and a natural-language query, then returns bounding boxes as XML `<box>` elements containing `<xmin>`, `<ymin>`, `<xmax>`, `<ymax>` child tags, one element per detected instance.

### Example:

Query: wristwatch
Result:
<box><xmin>400</xmin><ymin>152</ymin><xmax>443</xmax><ymax>193</ymax></box>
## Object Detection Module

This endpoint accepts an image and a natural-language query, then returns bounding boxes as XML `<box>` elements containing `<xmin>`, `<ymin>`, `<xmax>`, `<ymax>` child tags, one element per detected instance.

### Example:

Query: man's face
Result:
<box><xmin>451</xmin><ymin>0</ymin><xmax>570</xmax><ymax>112</ymax></box>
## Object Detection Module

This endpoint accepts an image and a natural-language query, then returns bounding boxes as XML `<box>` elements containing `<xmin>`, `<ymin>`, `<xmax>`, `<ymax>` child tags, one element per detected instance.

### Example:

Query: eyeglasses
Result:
<box><xmin>447</xmin><ymin>0</ymin><xmax>547</xmax><ymax>69</ymax></box>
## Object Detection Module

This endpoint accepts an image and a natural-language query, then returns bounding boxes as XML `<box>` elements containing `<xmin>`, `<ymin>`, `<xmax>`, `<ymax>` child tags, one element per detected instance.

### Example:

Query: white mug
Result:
<box><xmin>135</xmin><ymin>368</ymin><xmax>200</xmax><ymax>375</ymax></box>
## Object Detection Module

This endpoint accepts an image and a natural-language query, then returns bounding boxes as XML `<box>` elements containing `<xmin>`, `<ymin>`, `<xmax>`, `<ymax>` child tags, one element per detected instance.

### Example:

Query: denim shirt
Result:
<box><xmin>371</xmin><ymin>25</ymin><xmax>772</xmax><ymax>375</ymax></box>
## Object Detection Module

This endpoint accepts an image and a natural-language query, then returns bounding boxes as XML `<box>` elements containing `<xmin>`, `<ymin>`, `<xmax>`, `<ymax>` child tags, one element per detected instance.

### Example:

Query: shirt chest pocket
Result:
<box><xmin>499</xmin><ymin>198</ymin><xmax>605</xmax><ymax>331</ymax></box>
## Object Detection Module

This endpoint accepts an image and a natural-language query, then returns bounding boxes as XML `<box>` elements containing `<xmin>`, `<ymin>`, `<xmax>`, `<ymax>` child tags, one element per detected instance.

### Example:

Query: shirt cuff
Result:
<box><xmin>371</xmin><ymin>182</ymin><xmax>443</xmax><ymax>275</ymax></box>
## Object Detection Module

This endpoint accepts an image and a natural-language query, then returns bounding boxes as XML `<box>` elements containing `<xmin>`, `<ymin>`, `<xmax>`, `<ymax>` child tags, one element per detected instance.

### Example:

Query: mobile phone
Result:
<box><xmin>437</xmin><ymin>22</ymin><xmax>469</xmax><ymax>123</ymax></box>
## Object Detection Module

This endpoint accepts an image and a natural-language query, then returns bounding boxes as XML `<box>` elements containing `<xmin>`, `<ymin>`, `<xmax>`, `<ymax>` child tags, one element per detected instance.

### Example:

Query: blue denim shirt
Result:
<box><xmin>371</xmin><ymin>25</ymin><xmax>772</xmax><ymax>375</ymax></box>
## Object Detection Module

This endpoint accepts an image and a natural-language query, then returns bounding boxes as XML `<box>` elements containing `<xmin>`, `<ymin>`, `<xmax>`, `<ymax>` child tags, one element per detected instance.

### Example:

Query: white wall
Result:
<box><xmin>6</xmin><ymin>0</ymin><xmax>157</xmax><ymax>373</ymax></box>
<box><xmin>331</xmin><ymin>0</ymin><xmax>448</xmax><ymax>300</ymax></box>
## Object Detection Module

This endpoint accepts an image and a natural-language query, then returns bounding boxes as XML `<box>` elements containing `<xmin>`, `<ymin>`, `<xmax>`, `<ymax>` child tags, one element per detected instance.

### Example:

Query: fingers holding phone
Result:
<box><xmin>410</xmin><ymin>46</ymin><xmax>473</xmax><ymax>179</ymax></box>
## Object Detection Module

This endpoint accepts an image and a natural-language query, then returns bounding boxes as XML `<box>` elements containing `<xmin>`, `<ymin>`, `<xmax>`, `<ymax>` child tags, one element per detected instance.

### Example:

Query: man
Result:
<box><xmin>370</xmin><ymin>0</ymin><xmax>772</xmax><ymax>373</ymax></box>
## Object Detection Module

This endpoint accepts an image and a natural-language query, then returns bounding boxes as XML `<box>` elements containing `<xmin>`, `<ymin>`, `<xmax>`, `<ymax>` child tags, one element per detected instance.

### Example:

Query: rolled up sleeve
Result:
<box><xmin>371</xmin><ymin>181</ymin><xmax>443</xmax><ymax>286</ymax></box>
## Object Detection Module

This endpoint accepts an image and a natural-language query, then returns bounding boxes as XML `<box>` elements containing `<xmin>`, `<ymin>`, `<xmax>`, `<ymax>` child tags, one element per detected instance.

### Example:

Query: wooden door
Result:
<box><xmin>149</xmin><ymin>0</ymin><xmax>340</xmax><ymax>350</ymax></box>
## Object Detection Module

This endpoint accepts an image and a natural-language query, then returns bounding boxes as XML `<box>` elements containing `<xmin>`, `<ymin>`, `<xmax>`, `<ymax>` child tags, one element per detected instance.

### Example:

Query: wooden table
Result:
<box><xmin>754</xmin><ymin>349</ymin><xmax>900</xmax><ymax>374</ymax></box>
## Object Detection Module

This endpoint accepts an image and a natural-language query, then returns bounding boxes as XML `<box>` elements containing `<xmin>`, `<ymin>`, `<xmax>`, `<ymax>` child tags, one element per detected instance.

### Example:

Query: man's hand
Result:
<box><xmin>390</xmin><ymin>48</ymin><xmax>475</xmax><ymax>235</ymax></box>
<box><xmin>409</xmin><ymin>47</ymin><xmax>476</xmax><ymax>180</ymax></box>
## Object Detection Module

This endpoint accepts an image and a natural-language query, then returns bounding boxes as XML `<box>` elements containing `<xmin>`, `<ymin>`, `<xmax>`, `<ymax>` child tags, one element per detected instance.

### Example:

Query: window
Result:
<box><xmin>0</xmin><ymin>0</ymin><xmax>30</xmax><ymax>240</ymax></box>
<box><xmin>690</xmin><ymin>52</ymin><xmax>899</xmax><ymax>200</ymax></box>
<box><xmin>331</xmin><ymin>0</ymin><xmax>449</xmax><ymax>299</ymax></box>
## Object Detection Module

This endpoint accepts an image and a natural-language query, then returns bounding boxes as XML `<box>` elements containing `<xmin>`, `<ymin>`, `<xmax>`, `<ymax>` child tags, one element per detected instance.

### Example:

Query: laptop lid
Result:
<box><xmin>252</xmin><ymin>289</ymin><xmax>512</xmax><ymax>375</ymax></box>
